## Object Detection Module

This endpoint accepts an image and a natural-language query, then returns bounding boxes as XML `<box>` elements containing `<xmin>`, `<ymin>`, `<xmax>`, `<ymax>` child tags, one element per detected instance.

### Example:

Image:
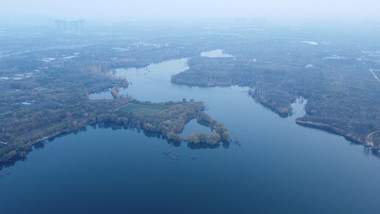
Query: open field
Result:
<box><xmin>118</xmin><ymin>104</ymin><xmax>171</xmax><ymax>115</ymax></box>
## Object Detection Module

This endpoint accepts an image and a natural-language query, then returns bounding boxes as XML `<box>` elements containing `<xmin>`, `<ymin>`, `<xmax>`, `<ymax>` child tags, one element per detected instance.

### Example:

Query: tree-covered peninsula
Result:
<box><xmin>0</xmin><ymin>33</ymin><xmax>231</xmax><ymax>169</ymax></box>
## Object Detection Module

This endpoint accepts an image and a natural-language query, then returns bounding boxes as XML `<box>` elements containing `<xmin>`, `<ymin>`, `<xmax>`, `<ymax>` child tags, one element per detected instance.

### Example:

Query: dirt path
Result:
<box><xmin>366</xmin><ymin>131</ymin><xmax>380</xmax><ymax>146</ymax></box>
<box><xmin>369</xmin><ymin>69</ymin><xmax>380</xmax><ymax>83</ymax></box>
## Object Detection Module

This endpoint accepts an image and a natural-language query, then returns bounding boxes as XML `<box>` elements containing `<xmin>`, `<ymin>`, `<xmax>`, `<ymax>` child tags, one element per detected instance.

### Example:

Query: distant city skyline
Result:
<box><xmin>1</xmin><ymin>0</ymin><xmax>380</xmax><ymax>21</ymax></box>
<box><xmin>54</xmin><ymin>19</ymin><xmax>85</xmax><ymax>33</ymax></box>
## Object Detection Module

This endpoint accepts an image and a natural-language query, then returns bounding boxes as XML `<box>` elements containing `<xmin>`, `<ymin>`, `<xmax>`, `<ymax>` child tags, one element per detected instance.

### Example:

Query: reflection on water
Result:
<box><xmin>291</xmin><ymin>97</ymin><xmax>307</xmax><ymax>118</ymax></box>
<box><xmin>322</xmin><ymin>55</ymin><xmax>345</xmax><ymax>60</ymax></box>
<box><xmin>305</xmin><ymin>64</ymin><xmax>314</xmax><ymax>68</ymax></box>
<box><xmin>180</xmin><ymin>119</ymin><xmax>212</xmax><ymax>138</ymax></box>
<box><xmin>2</xmin><ymin>58</ymin><xmax>380</xmax><ymax>214</ymax></box>
<box><xmin>201</xmin><ymin>49</ymin><xmax>233</xmax><ymax>58</ymax></box>
<box><xmin>88</xmin><ymin>89</ymin><xmax>113</xmax><ymax>100</ymax></box>
<box><xmin>113</xmin><ymin>58</ymin><xmax>249</xmax><ymax>104</ymax></box>
<box><xmin>115</xmin><ymin>58</ymin><xmax>189</xmax><ymax>82</ymax></box>
<box><xmin>300</xmin><ymin>41</ymin><xmax>319</xmax><ymax>46</ymax></box>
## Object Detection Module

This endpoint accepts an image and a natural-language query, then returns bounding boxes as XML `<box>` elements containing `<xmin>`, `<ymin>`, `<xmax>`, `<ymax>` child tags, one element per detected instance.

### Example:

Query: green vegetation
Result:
<box><xmin>119</xmin><ymin>104</ymin><xmax>171</xmax><ymax>115</ymax></box>
<box><xmin>0</xmin><ymin>29</ymin><xmax>232</xmax><ymax>169</ymax></box>
<box><xmin>4</xmin><ymin>21</ymin><xmax>379</xmax><ymax>167</ymax></box>
<box><xmin>374</xmin><ymin>138</ymin><xmax>380</xmax><ymax>147</ymax></box>
<box><xmin>373</xmin><ymin>133</ymin><xmax>380</xmax><ymax>148</ymax></box>
<box><xmin>171</xmin><ymin>31</ymin><xmax>380</xmax><ymax>149</ymax></box>
<box><xmin>0</xmin><ymin>35</ymin><xmax>232</xmax><ymax>168</ymax></box>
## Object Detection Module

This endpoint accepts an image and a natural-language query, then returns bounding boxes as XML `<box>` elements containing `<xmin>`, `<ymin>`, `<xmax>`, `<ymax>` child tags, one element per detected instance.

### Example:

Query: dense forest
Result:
<box><xmin>0</xmin><ymin>29</ymin><xmax>232</xmax><ymax>169</ymax></box>
<box><xmin>1</xmin><ymin>21</ymin><xmax>380</xmax><ymax>169</ymax></box>
<box><xmin>171</xmin><ymin>32</ymin><xmax>380</xmax><ymax>149</ymax></box>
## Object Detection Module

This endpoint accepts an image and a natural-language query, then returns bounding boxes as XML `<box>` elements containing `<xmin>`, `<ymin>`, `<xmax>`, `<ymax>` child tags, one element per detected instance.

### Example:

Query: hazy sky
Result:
<box><xmin>2</xmin><ymin>0</ymin><xmax>380</xmax><ymax>20</ymax></box>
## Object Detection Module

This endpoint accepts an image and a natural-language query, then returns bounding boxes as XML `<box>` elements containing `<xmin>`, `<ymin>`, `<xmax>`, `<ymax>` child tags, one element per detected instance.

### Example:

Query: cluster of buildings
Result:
<box><xmin>54</xmin><ymin>19</ymin><xmax>85</xmax><ymax>33</ymax></box>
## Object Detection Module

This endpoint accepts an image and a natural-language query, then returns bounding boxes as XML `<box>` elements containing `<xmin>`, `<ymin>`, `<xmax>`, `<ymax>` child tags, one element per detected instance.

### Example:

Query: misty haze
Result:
<box><xmin>1</xmin><ymin>1</ymin><xmax>380</xmax><ymax>214</ymax></box>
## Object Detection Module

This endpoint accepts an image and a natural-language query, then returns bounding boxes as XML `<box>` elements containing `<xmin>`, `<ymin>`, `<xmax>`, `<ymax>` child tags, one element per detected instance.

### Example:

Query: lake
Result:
<box><xmin>200</xmin><ymin>49</ymin><xmax>234</xmax><ymax>58</ymax></box>
<box><xmin>1</xmin><ymin>59</ymin><xmax>380</xmax><ymax>214</ymax></box>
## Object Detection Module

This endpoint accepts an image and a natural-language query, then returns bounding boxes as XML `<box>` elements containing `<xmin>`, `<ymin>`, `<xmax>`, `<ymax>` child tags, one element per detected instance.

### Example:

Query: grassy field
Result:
<box><xmin>119</xmin><ymin>104</ymin><xmax>171</xmax><ymax>115</ymax></box>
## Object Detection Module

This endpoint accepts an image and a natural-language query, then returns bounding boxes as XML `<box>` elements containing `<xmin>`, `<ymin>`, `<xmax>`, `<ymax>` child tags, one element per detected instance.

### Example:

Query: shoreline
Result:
<box><xmin>0</xmin><ymin>101</ymin><xmax>230</xmax><ymax>170</ymax></box>
<box><xmin>295</xmin><ymin>119</ymin><xmax>369</xmax><ymax>148</ymax></box>
<box><xmin>173</xmin><ymin>78</ymin><xmax>376</xmax><ymax>151</ymax></box>
<box><xmin>366</xmin><ymin>131</ymin><xmax>380</xmax><ymax>147</ymax></box>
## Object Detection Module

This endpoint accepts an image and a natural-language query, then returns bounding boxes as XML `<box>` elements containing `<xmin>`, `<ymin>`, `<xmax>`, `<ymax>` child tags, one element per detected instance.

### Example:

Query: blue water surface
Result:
<box><xmin>1</xmin><ymin>59</ymin><xmax>380</xmax><ymax>214</ymax></box>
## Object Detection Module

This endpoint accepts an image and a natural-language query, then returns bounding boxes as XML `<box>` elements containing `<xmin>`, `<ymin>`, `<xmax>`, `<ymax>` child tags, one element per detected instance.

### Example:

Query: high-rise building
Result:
<box><xmin>55</xmin><ymin>19</ymin><xmax>85</xmax><ymax>33</ymax></box>
<box><xmin>54</xmin><ymin>19</ymin><xmax>67</xmax><ymax>32</ymax></box>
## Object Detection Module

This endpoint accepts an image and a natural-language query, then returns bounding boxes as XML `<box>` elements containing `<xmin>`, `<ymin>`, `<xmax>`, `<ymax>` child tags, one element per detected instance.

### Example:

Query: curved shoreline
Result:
<box><xmin>172</xmin><ymin>76</ymin><xmax>377</xmax><ymax>152</ymax></box>
<box><xmin>295</xmin><ymin>119</ymin><xmax>367</xmax><ymax>147</ymax></box>
<box><xmin>0</xmin><ymin>101</ymin><xmax>231</xmax><ymax>170</ymax></box>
